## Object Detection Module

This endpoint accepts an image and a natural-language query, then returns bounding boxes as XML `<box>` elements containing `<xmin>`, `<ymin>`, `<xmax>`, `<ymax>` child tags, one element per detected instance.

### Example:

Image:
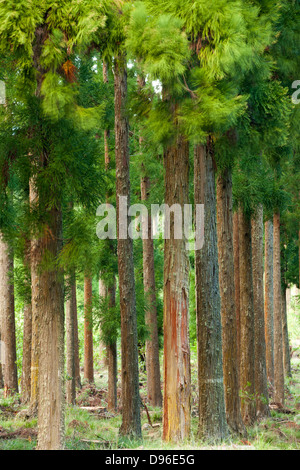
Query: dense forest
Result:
<box><xmin>0</xmin><ymin>0</ymin><xmax>299</xmax><ymax>452</ymax></box>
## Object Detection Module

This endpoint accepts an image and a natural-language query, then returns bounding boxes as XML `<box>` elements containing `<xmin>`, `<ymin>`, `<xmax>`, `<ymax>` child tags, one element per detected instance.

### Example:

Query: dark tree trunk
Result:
<box><xmin>216</xmin><ymin>168</ymin><xmax>246</xmax><ymax>436</ymax></box>
<box><xmin>84</xmin><ymin>276</ymin><xmax>94</xmax><ymax>384</ymax></box>
<box><xmin>264</xmin><ymin>220</ymin><xmax>274</xmax><ymax>386</ymax></box>
<box><xmin>141</xmin><ymin>174</ymin><xmax>162</xmax><ymax>408</ymax></box>
<box><xmin>273</xmin><ymin>212</ymin><xmax>285</xmax><ymax>405</ymax></box>
<box><xmin>114</xmin><ymin>53</ymin><xmax>141</xmax><ymax>439</ymax></box>
<box><xmin>194</xmin><ymin>144</ymin><xmax>228</xmax><ymax>441</ymax></box>
<box><xmin>238</xmin><ymin>208</ymin><xmax>256</xmax><ymax>426</ymax></box>
<box><xmin>251</xmin><ymin>205</ymin><xmax>269</xmax><ymax>418</ymax></box>
<box><xmin>0</xmin><ymin>235</ymin><xmax>18</xmax><ymax>397</ymax></box>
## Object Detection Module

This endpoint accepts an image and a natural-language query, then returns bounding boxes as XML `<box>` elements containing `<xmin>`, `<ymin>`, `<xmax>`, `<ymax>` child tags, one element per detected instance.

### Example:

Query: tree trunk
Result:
<box><xmin>141</xmin><ymin>174</ymin><xmax>162</xmax><ymax>408</ymax></box>
<box><xmin>74</xmin><ymin>292</ymin><xmax>81</xmax><ymax>390</ymax></box>
<box><xmin>84</xmin><ymin>276</ymin><xmax>94</xmax><ymax>384</ymax></box>
<box><xmin>264</xmin><ymin>220</ymin><xmax>274</xmax><ymax>386</ymax></box>
<box><xmin>115</xmin><ymin>53</ymin><xmax>141</xmax><ymax>439</ymax></box>
<box><xmin>216</xmin><ymin>168</ymin><xmax>246</xmax><ymax>436</ymax></box>
<box><xmin>36</xmin><ymin>206</ymin><xmax>65</xmax><ymax>450</ymax></box>
<box><xmin>251</xmin><ymin>205</ymin><xmax>269</xmax><ymax>418</ymax></box>
<box><xmin>238</xmin><ymin>208</ymin><xmax>256</xmax><ymax>426</ymax></box>
<box><xmin>281</xmin><ymin>287</ymin><xmax>291</xmax><ymax>378</ymax></box>
<box><xmin>233</xmin><ymin>210</ymin><xmax>241</xmax><ymax>375</ymax></box>
<box><xmin>162</xmin><ymin>134</ymin><xmax>191</xmax><ymax>442</ymax></box>
<box><xmin>195</xmin><ymin>144</ymin><xmax>228</xmax><ymax>441</ymax></box>
<box><xmin>273</xmin><ymin>212</ymin><xmax>285</xmax><ymax>405</ymax></box>
<box><xmin>66</xmin><ymin>272</ymin><xmax>77</xmax><ymax>405</ymax></box>
<box><xmin>107</xmin><ymin>282</ymin><xmax>118</xmax><ymax>412</ymax></box>
<box><xmin>0</xmin><ymin>235</ymin><xmax>18</xmax><ymax>397</ymax></box>
<box><xmin>99</xmin><ymin>278</ymin><xmax>108</xmax><ymax>368</ymax></box>
<box><xmin>22</xmin><ymin>303</ymin><xmax>32</xmax><ymax>404</ymax></box>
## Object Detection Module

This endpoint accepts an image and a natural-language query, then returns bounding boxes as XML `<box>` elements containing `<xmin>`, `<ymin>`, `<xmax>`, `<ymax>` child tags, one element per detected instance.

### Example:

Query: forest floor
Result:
<box><xmin>0</xmin><ymin>305</ymin><xmax>299</xmax><ymax>451</ymax></box>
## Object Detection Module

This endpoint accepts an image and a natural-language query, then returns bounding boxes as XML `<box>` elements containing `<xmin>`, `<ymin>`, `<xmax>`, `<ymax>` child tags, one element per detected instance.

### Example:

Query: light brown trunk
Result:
<box><xmin>99</xmin><ymin>278</ymin><xmax>108</xmax><ymax>368</ymax></box>
<box><xmin>0</xmin><ymin>235</ymin><xmax>18</xmax><ymax>397</ymax></box>
<box><xmin>264</xmin><ymin>220</ymin><xmax>274</xmax><ymax>385</ymax></box>
<box><xmin>84</xmin><ymin>276</ymin><xmax>94</xmax><ymax>383</ymax></box>
<box><xmin>74</xmin><ymin>293</ymin><xmax>81</xmax><ymax>390</ymax></box>
<box><xmin>195</xmin><ymin>144</ymin><xmax>228</xmax><ymax>441</ymax></box>
<box><xmin>273</xmin><ymin>212</ymin><xmax>285</xmax><ymax>405</ymax></box>
<box><xmin>251</xmin><ymin>205</ymin><xmax>269</xmax><ymax>418</ymax></box>
<box><xmin>21</xmin><ymin>303</ymin><xmax>32</xmax><ymax>404</ymax></box>
<box><xmin>141</xmin><ymin>175</ymin><xmax>162</xmax><ymax>408</ymax></box>
<box><xmin>216</xmin><ymin>168</ymin><xmax>246</xmax><ymax>436</ymax></box>
<box><xmin>115</xmin><ymin>53</ymin><xmax>141</xmax><ymax>439</ymax></box>
<box><xmin>238</xmin><ymin>208</ymin><xmax>256</xmax><ymax>425</ymax></box>
<box><xmin>281</xmin><ymin>287</ymin><xmax>291</xmax><ymax>378</ymax></box>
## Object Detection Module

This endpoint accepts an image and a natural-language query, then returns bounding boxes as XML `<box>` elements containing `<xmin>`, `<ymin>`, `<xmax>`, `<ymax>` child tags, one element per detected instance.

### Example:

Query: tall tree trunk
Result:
<box><xmin>36</xmin><ymin>206</ymin><xmax>65</xmax><ymax>450</ymax></box>
<box><xmin>216</xmin><ymin>168</ymin><xmax>246</xmax><ymax>436</ymax></box>
<box><xmin>195</xmin><ymin>144</ymin><xmax>228</xmax><ymax>441</ymax></box>
<box><xmin>162</xmin><ymin>135</ymin><xmax>191</xmax><ymax>442</ymax></box>
<box><xmin>281</xmin><ymin>287</ymin><xmax>291</xmax><ymax>378</ymax></box>
<box><xmin>107</xmin><ymin>281</ymin><xmax>118</xmax><ymax>412</ymax></box>
<box><xmin>74</xmin><ymin>292</ymin><xmax>81</xmax><ymax>390</ymax></box>
<box><xmin>238</xmin><ymin>208</ymin><xmax>256</xmax><ymax>426</ymax></box>
<box><xmin>0</xmin><ymin>235</ymin><xmax>18</xmax><ymax>397</ymax></box>
<box><xmin>233</xmin><ymin>210</ymin><xmax>241</xmax><ymax>374</ymax></box>
<box><xmin>251</xmin><ymin>205</ymin><xmax>269</xmax><ymax>418</ymax></box>
<box><xmin>21</xmin><ymin>302</ymin><xmax>32</xmax><ymax>404</ymax></box>
<box><xmin>273</xmin><ymin>212</ymin><xmax>285</xmax><ymax>405</ymax></box>
<box><xmin>264</xmin><ymin>220</ymin><xmax>275</xmax><ymax>386</ymax></box>
<box><xmin>141</xmin><ymin>174</ymin><xmax>162</xmax><ymax>408</ymax></box>
<box><xmin>66</xmin><ymin>272</ymin><xmax>77</xmax><ymax>405</ymax></box>
<box><xmin>99</xmin><ymin>279</ymin><xmax>108</xmax><ymax>368</ymax></box>
<box><xmin>115</xmin><ymin>53</ymin><xmax>141</xmax><ymax>439</ymax></box>
<box><xmin>84</xmin><ymin>276</ymin><xmax>94</xmax><ymax>384</ymax></box>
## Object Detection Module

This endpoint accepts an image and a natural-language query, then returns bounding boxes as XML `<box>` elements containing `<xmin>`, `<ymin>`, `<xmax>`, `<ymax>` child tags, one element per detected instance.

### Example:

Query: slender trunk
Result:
<box><xmin>216</xmin><ymin>168</ymin><xmax>246</xmax><ymax>436</ymax></box>
<box><xmin>238</xmin><ymin>208</ymin><xmax>256</xmax><ymax>425</ymax></box>
<box><xmin>115</xmin><ymin>53</ymin><xmax>141</xmax><ymax>439</ymax></box>
<box><xmin>273</xmin><ymin>212</ymin><xmax>285</xmax><ymax>405</ymax></box>
<box><xmin>141</xmin><ymin>174</ymin><xmax>162</xmax><ymax>408</ymax></box>
<box><xmin>162</xmin><ymin>135</ymin><xmax>191</xmax><ymax>442</ymax></box>
<box><xmin>21</xmin><ymin>303</ymin><xmax>32</xmax><ymax>404</ymax></box>
<box><xmin>73</xmin><ymin>292</ymin><xmax>81</xmax><ymax>390</ymax></box>
<box><xmin>66</xmin><ymin>272</ymin><xmax>76</xmax><ymax>405</ymax></box>
<box><xmin>233</xmin><ymin>210</ymin><xmax>241</xmax><ymax>375</ymax></box>
<box><xmin>36</xmin><ymin>206</ymin><xmax>65</xmax><ymax>450</ymax></box>
<box><xmin>99</xmin><ymin>278</ymin><xmax>108</xmax><ymax>368</ymax></box>
<box><xmin>281</xmin><ymin>287</ymin><xmax>291</xmax><ymax>378</ymax></box>
<box><xmin>84</xmin><ymin>276</ymin><xmax>94</xmax><ymax>384</ymax></box>
<box><xmin>195</xmin><ymin>144</ymin><xmax>228</xmax><ymax>441</ymax></box>
<box><xmin>107</xmin><ymin>281</ymin><xmax>118</xmax><ymax>412</ymax></box>
<box><xmin>29</xmin><ymin>181</ymin><xmax>40</xmax><ymax>414</ymax></box>
<box><xmin>251</xmin><ymin>206</ymin><xmax>269</xmax><ymax>418</ymax></box>
<box><xmin>0</xmin><ymin>235</ymin><xmax>18</xmax><ymax>397</ymax></box>
<box><xmin>264</xmin><ymin>220</ymin><xmax>274</xmax><ymax>385</ymax></box>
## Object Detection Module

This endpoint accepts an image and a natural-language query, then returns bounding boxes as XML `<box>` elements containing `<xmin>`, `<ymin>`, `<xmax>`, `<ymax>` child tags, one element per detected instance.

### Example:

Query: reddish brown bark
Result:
<box><xmin>233</xmin><ymin>210</ymin><xmax>241</xmax><ymax>373</ymax></box>
<box><xmin>238</xmin><ymin>209</ymin><xmax>256</xmax><ymax>426</ymax></box>
<box><xmin>141</xmin><ymin>174</ymin><xmax>162</xmax><ymax>408</ymax></box>
<box><xmin>0</xmin><ymin>236</ymin><xmax>18</xmax><ymax>397</ymax></box>
<box><xmin>84</xmin><ymin>276</ymin><xmax>94</xmax><ymax>384</ymax></box>
<box><xmin>273</xmin><ymin>212</ymin><xmax>285</xmax><ymax>405</ymax></box>
<box><xmin>264</xmin><ymin>220</ymin><xmax>274</xmax><ymax>385</ymax></box>
<box><xmin>216</xmin><ymin>168</ymin><xmax>246</xmax><ymax>436</ymax></box>
<box><xmin>66</xmin><ymin>272</ymin><xmax>77</xmax><ymax>405</ymax></box>
<box><xmin>163</xmin><ymin>135</ymin><xmax>191</xmax><ymax>442</ymax></box>
<box><xmin>251</xmin><ymin>206</ymin><xmax>269</xmax><ymax>418</ymax></box>
<box><xmin>195</xmin><ymin>144</ymin><xmax>228</xmax><ymax>441</ymax></box>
